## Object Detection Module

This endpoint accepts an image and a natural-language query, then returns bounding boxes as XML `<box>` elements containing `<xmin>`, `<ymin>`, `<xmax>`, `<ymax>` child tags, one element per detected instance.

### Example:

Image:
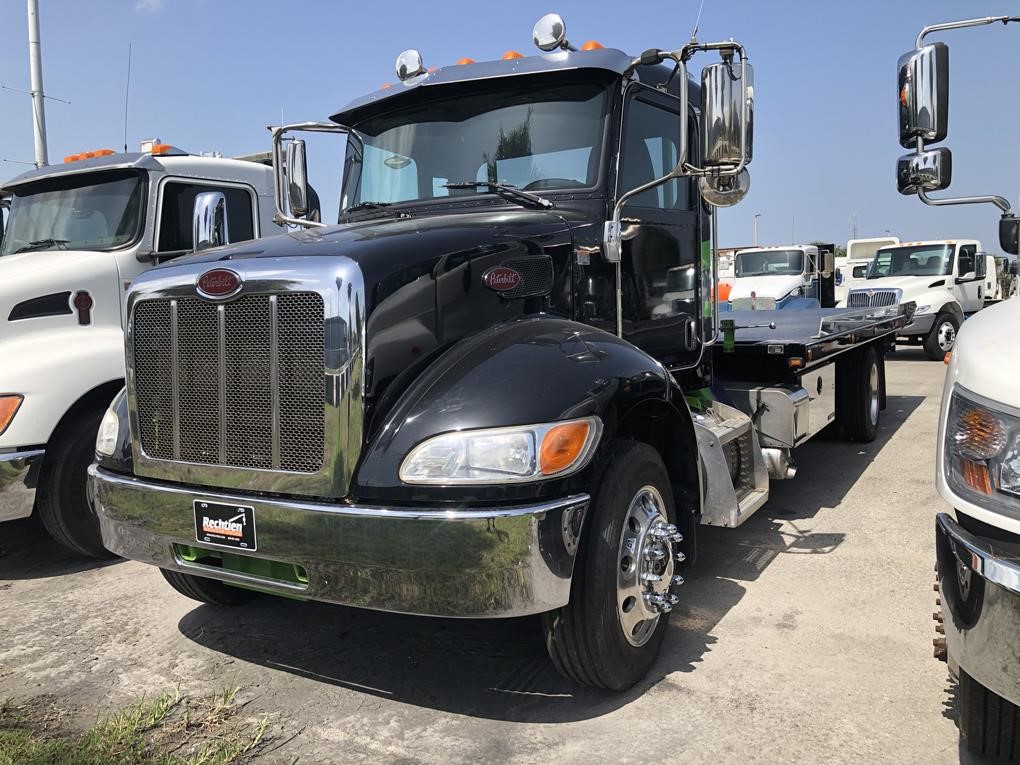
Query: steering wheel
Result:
<box><xmin>522</xmin><ymin>178</ymin><xmax>587</xmax><ymax>191</ymax></box>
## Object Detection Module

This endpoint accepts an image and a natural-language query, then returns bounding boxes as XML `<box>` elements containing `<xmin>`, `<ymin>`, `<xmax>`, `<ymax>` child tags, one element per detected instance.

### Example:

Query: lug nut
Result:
<box><xmin>935</xmin><ymin>624</ymin><xmax>945</xmax><ymax>634</ymax></box>
<box><xmin>672</xmin><ymin>574</ymin><xmax>685</xmax><ymax>586</ymax></box>
<box><xmin>675</xmin><ymin>551</ymin><xmax>686</xmax><ymax>563</ymax></box>
<box><xmin>667</xmin><ymin>593</ymin><xmax>680</xmax><ymax>604</ymax></box>
<box><xmin>641</xmin><ymin>572</ymin><xmax>662</xmax><ymax>583</ymax></box>
<box><xmin>644</xmin><ymin>546</ymin><xmax>667</xmax><ymax>562</ymax></box>
<box><xmin>933</xmin><ymin>583</ymin><xmax>940</xmax><ymax>592</ymax></box>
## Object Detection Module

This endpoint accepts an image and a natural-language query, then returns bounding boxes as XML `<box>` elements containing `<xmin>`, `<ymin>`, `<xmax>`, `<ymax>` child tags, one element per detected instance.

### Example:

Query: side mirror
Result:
<box><xmin>1009</xmin><ymin>260</ymin><xmax>1018</xmax><ymax>276</ymax></box>
<box><xmin>192</xmin><ymin>191</ymin><xmax>229</xmax><ymax>252</ymax></box>
<box><xmin>286</xmin><ymin>140</ymin><xmax>310</xmax><ymax>219</ymax></box>
<box><xmin>898</xmin><ymin>42</ymin><xmax>949</xmax><ymax>149</ymax></box>
<box><xmin>999</xmin><ymin>216</ymin><xmax>1020</xmax><ymax>255</ymax></box>
<box><xmin>701</xmin><ymin>57</ymin><xmax>754</xmax><ymax>168</ymax></box>
<box><xmin>821</xmin><ymin>251</ymin><xmax>835</xmax><ymax>276</ymax></box>
<box><xmin>897</xmin><ymin>147</ymin><xmax>952</xmax><ymax>194</ymax></box>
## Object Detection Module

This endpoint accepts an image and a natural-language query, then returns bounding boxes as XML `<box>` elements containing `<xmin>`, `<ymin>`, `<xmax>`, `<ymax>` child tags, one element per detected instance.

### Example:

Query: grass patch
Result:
<box><xmin>0</xmin><ymin>686</ymin><xmax>283</xmax><ymax>765</ymax></box>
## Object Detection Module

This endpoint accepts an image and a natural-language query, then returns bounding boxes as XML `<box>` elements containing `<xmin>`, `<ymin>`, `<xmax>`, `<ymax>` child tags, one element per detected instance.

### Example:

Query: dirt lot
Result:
<box><xmin>0</xmin><ymin>350</ymin><xmax>990</xmax><ymax>763</ymax></box>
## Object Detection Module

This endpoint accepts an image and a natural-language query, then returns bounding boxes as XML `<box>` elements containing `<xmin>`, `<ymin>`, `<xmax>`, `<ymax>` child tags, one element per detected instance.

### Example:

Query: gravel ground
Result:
<box><xmin>0</xmin><ymin>348</ymin><xmax>989</xmax><ymax>764</ymax></box>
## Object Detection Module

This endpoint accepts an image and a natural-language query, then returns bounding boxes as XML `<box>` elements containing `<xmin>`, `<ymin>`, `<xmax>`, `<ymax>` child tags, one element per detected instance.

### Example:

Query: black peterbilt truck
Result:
<box><xmin>89</xmin><ymin>14</ymin><xmax>911</xmax><ymax>690</ymax></box>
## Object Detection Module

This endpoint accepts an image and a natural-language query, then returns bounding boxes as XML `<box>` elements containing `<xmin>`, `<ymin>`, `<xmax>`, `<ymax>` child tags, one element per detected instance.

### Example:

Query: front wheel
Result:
<box><xmin>924</xmin><ymin>312</ymin><xmax>959</xmax><ymax>360</ymax></box>
<box><xmin>958</xmin><ymin>669</ymin><xmax>1020</xmax><ymax>761</ymax></box>
<box><xmin>542</xmin><ymin>440</ymin><xmax>683</xmax><ymax>690</ymax></box>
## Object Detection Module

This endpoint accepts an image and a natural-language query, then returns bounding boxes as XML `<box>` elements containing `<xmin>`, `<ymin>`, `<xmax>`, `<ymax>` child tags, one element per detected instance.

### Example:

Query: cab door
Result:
<box><xmin>616</xmin><ymin>84</ymin><xmax>700</xmax><ymax>368</ymax></box>
<box><xmin>954</xmin><ymin>244</ymin><xmax>984</xmax><ymax>312</ymax></box>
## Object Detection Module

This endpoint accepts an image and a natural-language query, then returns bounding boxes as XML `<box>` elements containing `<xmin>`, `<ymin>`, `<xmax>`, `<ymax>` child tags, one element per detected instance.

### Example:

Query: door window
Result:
<box><xmin>619</xmin><ymin>98</ymin><xmax>689</xmax><ymax>210</ymax></box>
<box><xmin>957</xmin><ymin>245</ymin><xmax>976</xmax><ymax>277</ymax></box>
<box><xmin>157</xmin><ymin>182</ymin><xmax>255</xmax><ymax>252</ymax></box>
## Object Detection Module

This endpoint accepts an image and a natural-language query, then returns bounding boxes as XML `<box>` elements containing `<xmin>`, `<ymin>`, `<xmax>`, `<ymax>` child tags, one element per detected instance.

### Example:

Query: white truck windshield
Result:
<box><xmin>0</xmin><ymin>170</ymin><xmax>145</xmax><ymax>255</ymax></box>
<box><xmin>734</xmin><ymin>249</ymin><xmax>804</xmax><ymax>277</ymax></box>
<box><xmin>341</xmin><ymin>80</ymin><xmax>607</xmax><ymax>211</ymax></box>
<box><xmin>867</xmin><ymin>245</ymin><xmax>952</xmax><ymax>278</ymax></box>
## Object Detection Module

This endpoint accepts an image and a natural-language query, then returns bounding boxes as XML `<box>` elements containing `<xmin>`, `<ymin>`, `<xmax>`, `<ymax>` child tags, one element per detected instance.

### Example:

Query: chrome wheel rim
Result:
<box><xmin>937</xmin><ymin>321</ymin><xmax>956</xmax><ymax>352</ymax></box>
<box><xmin>869</xmin><ymin>363</ymin><xmax>880</xmax><ymax>427</ymax></box>
<box><xmin>616</xmin><ymin>485</ymin><xmax>683</xmax><ymax>647</ymax></box>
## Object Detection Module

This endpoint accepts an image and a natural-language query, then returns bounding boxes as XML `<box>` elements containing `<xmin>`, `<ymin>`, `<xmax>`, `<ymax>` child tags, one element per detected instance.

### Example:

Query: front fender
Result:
<box><xmin>0</xmin><ymin>326</ymin><xmax>125</xmax><ymax>448</ymax></box>
<box><xmin>354</xmin><ymin>316</ymin><xmax>678</xmax><ymax>504</ymax></box>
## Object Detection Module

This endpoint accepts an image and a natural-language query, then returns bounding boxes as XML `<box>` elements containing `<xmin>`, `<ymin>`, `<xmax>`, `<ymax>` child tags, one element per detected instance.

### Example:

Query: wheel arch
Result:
<box><xmin>42</xmin><ymin>379</ymin><xmax>124</xmax><ymax>468</ymax></box>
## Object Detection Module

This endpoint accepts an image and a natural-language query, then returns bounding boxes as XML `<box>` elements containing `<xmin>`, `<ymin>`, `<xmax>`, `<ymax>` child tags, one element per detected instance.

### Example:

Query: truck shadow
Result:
<box><xmin>178</xmin><ymin>393</ymin><xmax>923</xmax><ymax>723</ymax></box>
<box><xmin>0</xmin><ymin>517</ymin><xmax>122</xmax><ymax>580</ymax></box>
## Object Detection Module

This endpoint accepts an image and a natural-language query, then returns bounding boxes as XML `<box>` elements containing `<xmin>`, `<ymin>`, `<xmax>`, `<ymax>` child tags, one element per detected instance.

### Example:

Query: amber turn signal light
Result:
<box><xmin>539</xmin><ymin>421</ymin><xmax>591</xmax><ymax>475</ymax></box>
<box><xmin>0</xmin><ymin>395</ymin><xmax>24</xmax><ymax>436</ymax></box>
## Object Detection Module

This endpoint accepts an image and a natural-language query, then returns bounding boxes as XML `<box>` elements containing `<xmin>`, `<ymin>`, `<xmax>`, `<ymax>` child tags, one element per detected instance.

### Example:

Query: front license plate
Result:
<box><xmin>193</xmin><ymin>500</ymin><xmax>257</xmax><ymax>551</ymax></box>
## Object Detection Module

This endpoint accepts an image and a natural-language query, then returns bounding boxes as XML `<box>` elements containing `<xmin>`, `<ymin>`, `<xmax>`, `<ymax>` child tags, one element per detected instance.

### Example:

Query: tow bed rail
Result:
<box><xmin>713</xmin><ymin>303</ymin><xmax>915</xmax><ymax>381</ymax></box>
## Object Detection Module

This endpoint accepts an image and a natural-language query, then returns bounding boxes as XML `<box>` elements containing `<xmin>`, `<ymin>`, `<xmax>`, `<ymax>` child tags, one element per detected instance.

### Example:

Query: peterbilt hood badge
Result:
<box><xmin>196</xmin><ymin>268</ymin><xmax>242</xmax><ymax>299</ymax></box>
<box><xmin>483</xmin><ymin>266</ymin><xmax>522</xmax><ymax>292</ymax></box>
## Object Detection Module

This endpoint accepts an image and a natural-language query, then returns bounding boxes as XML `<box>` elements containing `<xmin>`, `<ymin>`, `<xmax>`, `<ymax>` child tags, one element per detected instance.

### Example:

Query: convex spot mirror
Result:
<box><xmin>898</xmin><ymin>42</ymin><xmax>949</xmax><ymax>149</ymax></box>
<box><xmin>192</xmin><ymin>191</ymin><xmax>229</xmax><ymax>252</ymax></box>
<box><xmin>897</xmin><ymin>147</ymin><xmax>952</xmax><ymax>194</ymax></box>
<box><xmin>286</xmin><ymin>139</ymin><xmax>310</xmax><ymax>219</ymax></box>
<box><xmin>533</xmin><ymin>13</ymin><xmax>568</xmax><ymax>51</ymax></box>
<box><xmin>999</xmin><ymin>216</ymin><xmax>1020</xmax><ymax>256</ymax></box>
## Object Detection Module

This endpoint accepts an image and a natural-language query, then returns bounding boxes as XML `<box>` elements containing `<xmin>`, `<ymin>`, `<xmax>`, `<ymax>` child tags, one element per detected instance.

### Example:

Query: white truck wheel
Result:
<box><xmin>924</xmin><ymin>312</ymin><xmax>959</xmax><ymax>360</ymax></box>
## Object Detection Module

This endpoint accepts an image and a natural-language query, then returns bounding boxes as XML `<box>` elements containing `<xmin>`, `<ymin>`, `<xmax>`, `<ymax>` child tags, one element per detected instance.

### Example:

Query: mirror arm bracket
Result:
<box><xmin>270</xmin><ymin>121</ymin><xmax>348</xmax><ymax>229</ymax></box>
<box><xmin>917</xmin><ymin>15</ymin><xmax>1020</xmax><ymax>49</ymax></box>
<box><xmin>917</xmin><ymin>188</ymin><xmax>1012</xmax><ymax>215</ymax></box>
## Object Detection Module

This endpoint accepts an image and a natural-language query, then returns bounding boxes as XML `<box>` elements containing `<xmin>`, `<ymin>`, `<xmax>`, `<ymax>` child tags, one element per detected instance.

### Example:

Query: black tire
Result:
<box><xmin>959</xmin><ymin>669</ymin><xmax>1020</xmax><ymax>761</ymax></box>
<box><xmin>35</xmin><ymin>409</ymin><xmax>114</xmax><ymax>558</ymax></box>
<box><xmin>160</xmin><ymin>568</ymin><xmax>260</xmax><ymax>606</ymax></box>
<box><xmin>924</xmin><ymin>311</ymin><xmax>960</xmax><ymax>361</ymax></box>
<box><xmin>542</xmin><ymin>440</ymin><xmax>679</xmax><ymax>691</ymax></box>
<box><xmin>835</xmin><ymin>345</ymin><xmax>881</xmax><ymax>443</ymax></box>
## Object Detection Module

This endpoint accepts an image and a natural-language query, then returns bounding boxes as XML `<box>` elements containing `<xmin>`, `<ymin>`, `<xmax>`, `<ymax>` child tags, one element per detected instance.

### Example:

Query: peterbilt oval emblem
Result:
<box><xmin>483</xmin><ymin>266</ymin><xmax>522</xmax><ymax>292</ymax></box>
<box><xmin>196</xmin><ymin>268</ymin><xmax>242</xmax><ymax>299</ymax></box>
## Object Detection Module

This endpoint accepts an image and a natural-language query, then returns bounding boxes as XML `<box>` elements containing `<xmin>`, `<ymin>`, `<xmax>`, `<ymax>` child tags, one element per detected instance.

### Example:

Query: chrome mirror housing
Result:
<box><xmin>533</xmin><ymin>13</ymin><xmax>569</xmax><ymax>51</ymax></box>
<box><xmin>699</xmin><ymin>169</ymin><xmax>750</xmax><ymax>208</ymax></box>
<box><xmin>395</xmin><ymin>49</ymin><xmax>425</xmax><ymax>82</ymax></box>
<box><xmin>897</xmin><ymin>147</ymin><xmax>952</xmax><ymax>194</ymax></box>
<box><xmin>192</xmin><ymin>191</ymin><xmax>229</xmax><ymax>252</ymax></box>
<box><xmin>898</xmin><ymin>43</ymin><xmax>949</xmax><ymax>149</ymax></box>
<box><xmin>286</xmin><ymin>139</ymin><xmax>310</xmax><ymax>219</ymax></box>
<box><xmin>701</xmin><ymin>57</ymin><xmax>754</xmax><ymax>168</ymax></box>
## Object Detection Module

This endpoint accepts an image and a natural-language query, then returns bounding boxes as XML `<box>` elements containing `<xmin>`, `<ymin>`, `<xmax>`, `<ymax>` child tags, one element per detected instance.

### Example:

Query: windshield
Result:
<box><xmin>867</xmin><ymin>244</ymin><xmax>952</xmax><ymax>279</ymax></box>
<box><xmin>0</xmin><ymin>170</ymin><xmax>145</xmax><ymax>256</ymax></box>
<box><xmin>734</xmin><ymin>249</ymin><xmax>805</xmax><ymax>277</ymax></box>
<box><xmin>341</xmin><ymin>78</ymin><xmax>607</xmax><ymax>213</ymax></box>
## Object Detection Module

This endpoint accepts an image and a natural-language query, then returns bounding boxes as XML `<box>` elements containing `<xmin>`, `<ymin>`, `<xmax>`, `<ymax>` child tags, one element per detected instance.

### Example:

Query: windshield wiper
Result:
<box><xmin>345</xmin><ymin>201</ymin><xmax>392</xmax><ymax>214</ymax></box>
<box><xmin>12</xmin><ymin>238</ymin><xmax>70</xmax><ymax>253</ymax></box>
<box><xmin>443</xmin><ymin>181</ymin><xmax>554</xmax><ymax>210</ymax></box>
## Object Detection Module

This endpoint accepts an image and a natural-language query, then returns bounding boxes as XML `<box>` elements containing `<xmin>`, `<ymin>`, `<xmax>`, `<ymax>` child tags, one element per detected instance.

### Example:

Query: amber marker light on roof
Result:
<box><xmin>503</xmin><ymin>50</ymin><xmax>524</xmax><ymax>59</ymax></box>
<box><xmin>581</xmin><ymin>40</ymin><xmax>604</xmax><ymax>50</ymax></box>
<box><xmin>456</xmin><ymin>57</ymin><xmax>476</xmax><ymax>65</ymax></box>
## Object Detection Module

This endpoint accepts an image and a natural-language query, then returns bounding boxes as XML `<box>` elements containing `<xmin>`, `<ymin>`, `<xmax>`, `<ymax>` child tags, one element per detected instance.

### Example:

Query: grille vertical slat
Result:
<box><xmin>133</xmin><ymin>292</ymin><xmax>325</xmax><ymax>474</ymax></box>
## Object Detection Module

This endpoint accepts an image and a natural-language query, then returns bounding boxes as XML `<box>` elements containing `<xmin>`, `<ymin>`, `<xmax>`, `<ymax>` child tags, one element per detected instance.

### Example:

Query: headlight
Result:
<box><xmin>95</xmin><ymin>405</ymin><xmax>120</xmax><ymax>457</ymax></box>
<box><xmin>399</xmin><ymin>417</ymin><xmax>602</xmax><ymax>485</ymax></box>
<box><xmin>945</xmin><ymin>389</ymin><xmax>1020</xmax><ymax>514</ymax></box>
<box><xmin>914</xmin><ymin>304</ymin><xmax>932</xmax><ymax>315</ymax></box>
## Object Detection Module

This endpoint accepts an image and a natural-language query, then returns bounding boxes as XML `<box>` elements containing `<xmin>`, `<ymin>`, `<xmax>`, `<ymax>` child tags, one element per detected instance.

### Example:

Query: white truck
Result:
<box><xmin>896</xmin><ymin>13</ymin><xmax>1020</xmax><ymax>760</ymax></box>
<box><xmin>0</xmin><ymin>142</ymin><xmax>281</xmax><ymax>556</ymax></box>
<box><xmin>723</xmin><ymin>243</ymin><xmax>836</xmax><ymax>310</ymax></box>
<box><xmin>835</xmin><ymin>236</ymin><xmax>900</xmax><ymax>303</ymax></box>
<box><xmin>845</xmin><ymin>239</ymin><xmax>994</xmax><ymax>360</ymax></box>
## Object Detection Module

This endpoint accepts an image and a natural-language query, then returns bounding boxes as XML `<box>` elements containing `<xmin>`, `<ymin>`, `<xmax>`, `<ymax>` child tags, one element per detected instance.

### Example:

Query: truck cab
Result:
<box><xmin>724</xmin><ymin>243</ymin><xmax>836</xmax><ymax>310</ymax></box>
<box><xmin>0</xmin><ymin>144</ymin><xmax>281</xmax><ymax>555</ymax></box>
<box><xmin>846</xmin><ymin>239</ymin><xmax>989</xmax><ymax>359</ymax></box>
<box><xmin>835</xmin><ymin>236</ymin><xmax>900</xmax><ymax>303</ymax></box>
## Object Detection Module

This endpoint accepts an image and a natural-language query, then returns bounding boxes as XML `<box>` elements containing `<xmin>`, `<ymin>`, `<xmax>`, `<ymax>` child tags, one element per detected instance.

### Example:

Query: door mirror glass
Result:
<box><xmin>897</xmin><ymin>147</ymin><xmax>952</xmax><ymax>194</ymax></box>
<box><xmin>701</xmin><ymin>59</ymin><xmax>754</xmax><ymax>167</ymax></box>
<box><xmin>999</xmin><ymin>216</ymin><xmax>1020</xmax><ymax>256</ymax></box>
<box><xmin>898</xmin><ymin>42</ymin><xmax>949</xmax><ymax>149</ymax></box>
<box><xmin>286</xmin><ymin>139</ymin><xmax>310</xmax><ymax>218</ymax></box>
<box><xmin>192</xmin><ymin>191</ymin><xmax>229</xmax><ymax>252</ymax></box>
<box><xmin>821</xmin><ymin>251</ymin><xmax>835</xmax><ymax>276</ymax></box>
<box><xmin>532</xmin><ymin>13</ymin><xmax>568</xmax><ymax>51</ymax></box>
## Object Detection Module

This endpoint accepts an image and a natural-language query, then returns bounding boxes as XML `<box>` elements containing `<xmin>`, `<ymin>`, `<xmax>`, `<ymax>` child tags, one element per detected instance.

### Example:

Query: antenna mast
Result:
<box><xmin>26</xmin><ymin>0</ymin><xmax>48</xmax><ymax>167</ymax></box>
<box><xmin>123</xmin><ymin>43</ymin><xmax>132</xmax><ymax>153</ymax></box>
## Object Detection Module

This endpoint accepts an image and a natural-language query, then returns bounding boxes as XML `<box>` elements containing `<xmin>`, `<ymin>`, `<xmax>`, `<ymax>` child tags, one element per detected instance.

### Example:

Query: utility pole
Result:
<box><xmin>27</xmin><ymin>0</ymin><xmax>48</xmax><ymax>167</ymax></box>
<box><xmin>753</xmin><ymin>213</ymin><xmax>761</xmax><ymax>246</ymax></box>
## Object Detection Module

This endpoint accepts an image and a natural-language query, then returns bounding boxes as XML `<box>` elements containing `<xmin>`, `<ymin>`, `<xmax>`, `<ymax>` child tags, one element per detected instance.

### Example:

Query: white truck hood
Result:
<box><xmin>728</xmin><ymin>274</ymin><xmax>803</xmax><ymax>301</ymax></box>
<box><xmin>945</xmin><ymin>298</ymin><xmax>1020</xmax><ymax>407</ymax></box>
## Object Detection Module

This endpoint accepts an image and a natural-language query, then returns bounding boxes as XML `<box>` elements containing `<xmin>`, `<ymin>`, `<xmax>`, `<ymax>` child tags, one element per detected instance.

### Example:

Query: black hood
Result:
<box><xmin>165</xmin><ymin>208</ymin><xmax>577</xmax><ymax>405</ymax></box>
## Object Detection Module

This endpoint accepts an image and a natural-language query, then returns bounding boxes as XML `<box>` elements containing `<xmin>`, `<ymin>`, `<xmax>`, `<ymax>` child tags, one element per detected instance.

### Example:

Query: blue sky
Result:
<box><xmin>2</xmin><ymin>0</ymin><xmax>1019</xmax><ymax>249</ymax></box>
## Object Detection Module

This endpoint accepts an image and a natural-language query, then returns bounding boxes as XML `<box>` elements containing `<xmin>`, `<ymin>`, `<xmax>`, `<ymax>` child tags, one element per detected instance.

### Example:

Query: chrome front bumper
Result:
<box><xmin>0</xmin><ymin>449</ymin><xmax>44</xmax><ymax>523</ymax></box>
<box><xmin>936</xmin><ymin>512</ymin><xmax>1020</xmax><ymax>706</ymax></box>
<box><xmin>899</xmin><ymin>313</ymin><xmax>935</xmax><ymax>337</ymax></box>
<box><xmin>88</xmin><ymin>465</ymin><xmax>588</xmax><ymax>618</ymax></box>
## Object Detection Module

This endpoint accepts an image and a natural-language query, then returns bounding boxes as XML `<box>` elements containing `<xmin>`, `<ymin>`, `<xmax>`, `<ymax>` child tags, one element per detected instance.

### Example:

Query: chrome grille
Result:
<box><xmin>132</xmin><ymin>292</ymin><xmax>325</xmax><ymax>473</ymax></box>
<box><xmin>847</xmin><ymin>289</ymin><xmax>899</xmax><ymax>308</ymax></box>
